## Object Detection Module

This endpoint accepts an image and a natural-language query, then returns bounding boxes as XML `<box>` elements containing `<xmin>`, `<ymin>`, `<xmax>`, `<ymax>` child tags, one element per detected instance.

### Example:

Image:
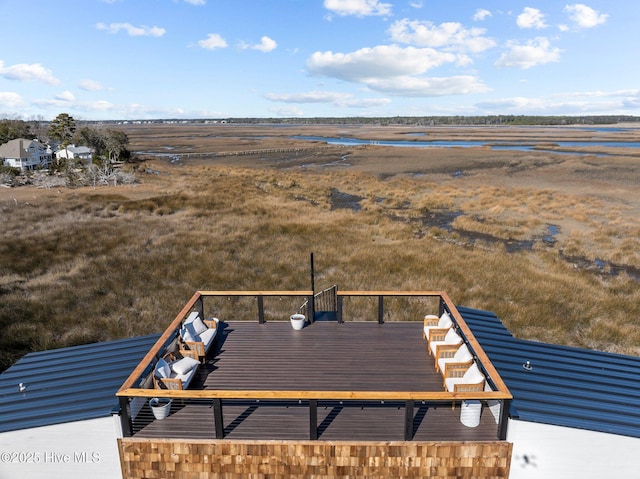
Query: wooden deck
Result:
<box><xmin>133</xmin><ymin>320</ymin><xmax>501</xmax><ymax>441</ymax></box>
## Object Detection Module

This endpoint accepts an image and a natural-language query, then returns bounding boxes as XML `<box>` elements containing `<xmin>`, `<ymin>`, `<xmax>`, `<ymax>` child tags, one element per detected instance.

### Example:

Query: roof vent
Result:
<box><xmin>18</xmin><ymin>382</ymin><xmax>27</xmax><ymax>392</ymax></box>
<box><xmin>522</xmin><ymin>361</ymin><xmax>533</xmax><ymax>371</ymax></box>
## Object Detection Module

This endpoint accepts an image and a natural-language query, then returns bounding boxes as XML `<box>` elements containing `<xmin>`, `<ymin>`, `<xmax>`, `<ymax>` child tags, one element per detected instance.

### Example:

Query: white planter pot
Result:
<box><xmin>290</xmin><ymin>314</ymin><xmax>306</xmax><ymax>330</ymax></box>
<box><xmin>150</xmin><ymin>397</ymin><xmax>172</xmax><ymax>420</ymax></box>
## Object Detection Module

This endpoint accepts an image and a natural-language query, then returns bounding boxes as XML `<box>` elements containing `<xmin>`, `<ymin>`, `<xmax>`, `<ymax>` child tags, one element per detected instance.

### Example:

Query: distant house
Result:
<box><xmin>55</xmin><ymin>144</ymin><xmax>94</xmax><ymax>164</ymax></box>
<box><xmin>0</xmin><ymin>138</ymin><xmax>52</xmax><ymax>170</ymax></box>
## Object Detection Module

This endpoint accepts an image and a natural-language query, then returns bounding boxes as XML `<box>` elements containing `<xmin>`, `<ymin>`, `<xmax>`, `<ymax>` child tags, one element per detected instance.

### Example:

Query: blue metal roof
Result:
<box><xmin>459</xmin><ymin>305</ymin><xmax>640</xmax><ymax>438</ymax></box>
<box><xmin>0</xmin><ymin>334</ymin><xmax>160</xmax><ymax>433</ymax></box>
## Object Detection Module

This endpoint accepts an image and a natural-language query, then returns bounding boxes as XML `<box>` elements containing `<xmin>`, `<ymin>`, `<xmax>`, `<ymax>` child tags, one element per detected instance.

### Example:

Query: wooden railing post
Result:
<box><xmin>257</xmin><ymin>295</ymin><xmax>265</xmax><ymax>324</ymax></box>
<box><xmin>404</xmin><ymin>400</ymin><xmax>414</xmax><ymax>440</ymax></box>
<box><xmin>337</xmin><ymin>295</ymin><xmax>344</xmax><ymax>324</ymax></box>
<box><xmin>378</xmin><ymin>296</ymin><xmax>384</xmax><ymax>324</ymax></box>
<box><xmin>213</xmin><ymin>398</ymin><xmax>225</xmax><ymax>438</ymax></box>
<box><xmin>309</xmin><ymin>399</ymin><xmax>318</xmax><ymax>440</ymax></box>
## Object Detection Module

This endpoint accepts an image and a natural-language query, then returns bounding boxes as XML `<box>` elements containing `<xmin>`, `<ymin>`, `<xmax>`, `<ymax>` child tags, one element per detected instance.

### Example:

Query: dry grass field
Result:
<box><xmin>2</xmin><ymin>122</ymin><xmax>640</xmax><ymax>371</ymax></box>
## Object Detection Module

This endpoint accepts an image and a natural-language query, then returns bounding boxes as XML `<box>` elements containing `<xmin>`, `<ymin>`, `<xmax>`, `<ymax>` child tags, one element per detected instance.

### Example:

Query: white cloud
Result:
<box><xmin>323</xmin><ymin>0</ymin><xmax>392</xmax><ymax>17</ymax></box>
<box><xmin>0</xmin><ymin>92</ymin><xmax>23</xmax><ymax>109</ymax></box>
<box><xmin>0</xmin><ymin>61</ymin><xmax>60</xmax><ymax>85</ymax></box>
<box><xmin>182</xmin><ymin>0</ymin><xmax>205</xmax><ymax>5</ymax></box>
<box><xmin>517</xmin><ymin>7</ymin><xmax>548</xmax><ymax>29</ymax></box>
<box><xmin>245</xmin><ymin>36</ymin><xmax>277</xmax><ymax>53</ymax></box>
<box><xmin>564</xmin><ymin>4</ymin><xmax>608</xmax><ymax>28</ymax></box>
<box><xmin>307</xmin><ymin>45</ymin><xmax>457</xmax><ymax>82</ymax></box>
<box><xmin>366</xmin><ymin>75</ymin><xmax>490</xmax><ymax>97</ymax></box>
<box><xmin>198</xmin><ymin>33</ymin><xmax>228</xmax><ymax>50</ymax></box>
<box><xmin>473</xmin><ymin>9</ymin><xmax>492</xmax><ymax>22</ymax></box>
<box><xmin>265</xmin><ymin>90</ymin><xmax>391</xmax><ymax>108</ymax></box>
<box><xmin>410</xmin><ymin>1</ymin><xmax>423</xmax><ymax>9</ymax></box>
<box><xmin>477</xmin><ymin>97</ymin><xmax>546</xmax><ymax>111</ymax></box>
<box><xmin>96</xmin><ymin>22</ymin><xmax>166</xmax><ymax>37</ymax></box>
<box><xmin>306</xmin><ymin>45</ymin><xmax>489</xmax><ymax>97</ymax></box>
<box><xmin>55</xmin><ymin>91</ymin><xmax>75</xmax><ymax>102</ymax></box>
<box><xmin>270</xmin><ymin>106</ymin><xmax>305</xmax><ymax>117</ymax></box>
<box><xmin>494</xmin><ymin>37</ymin><xmax>562</xmax><ymax>69</ymax></box>
<box><xmin>78</xmin><ymin>79</ymin><xmax>107</xmax><ymax>91</ymax></box>
<box><xmin>389</xmin><ymin>19</ymin><xmax>496</xmax><ymax>53</ymax></box>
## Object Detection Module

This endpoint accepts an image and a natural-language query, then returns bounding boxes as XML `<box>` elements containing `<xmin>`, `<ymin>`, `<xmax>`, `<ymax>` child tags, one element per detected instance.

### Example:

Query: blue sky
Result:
<box><xmin>0</xmin><ymin>0</ymin><xmax>636</xmax><ymax>120</ymax></box>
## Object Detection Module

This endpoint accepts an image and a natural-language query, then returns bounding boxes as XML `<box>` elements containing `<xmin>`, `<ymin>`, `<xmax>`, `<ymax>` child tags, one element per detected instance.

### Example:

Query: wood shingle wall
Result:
<box><xmin>118</xmin><ymin>438</ymin><xmax>512</xmax><ymax>478</ymax></box>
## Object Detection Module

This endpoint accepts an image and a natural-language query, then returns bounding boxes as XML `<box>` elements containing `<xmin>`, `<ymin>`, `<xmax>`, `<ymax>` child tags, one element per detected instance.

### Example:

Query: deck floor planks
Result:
<box><xmin>134</xmin><ymin>320</ymin><xmax>499</xmax><ymax>441</ymax></box>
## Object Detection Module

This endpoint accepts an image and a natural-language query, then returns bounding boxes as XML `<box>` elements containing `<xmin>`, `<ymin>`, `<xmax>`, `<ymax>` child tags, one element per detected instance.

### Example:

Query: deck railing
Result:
<box><xmin>116</xmin><ymin>290</ymin><xmax>512</xmax><ymax>441</ymax></box>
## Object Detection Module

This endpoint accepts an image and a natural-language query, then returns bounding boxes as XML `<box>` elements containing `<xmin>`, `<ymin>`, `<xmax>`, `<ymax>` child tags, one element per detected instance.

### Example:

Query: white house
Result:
<box><xmin>0</xmin><ymin>138</ymin><xmax>52</xmax><ymax>170</ymax></box>
<box><xmin>0</xmin><ymin>335</ymin><xmax>160</xmax><ymax>479</ymax></box>
<box><xmin>55</xmin><ymin>144</ymin><xmax>94</xmax><ymax>163</ymax></box>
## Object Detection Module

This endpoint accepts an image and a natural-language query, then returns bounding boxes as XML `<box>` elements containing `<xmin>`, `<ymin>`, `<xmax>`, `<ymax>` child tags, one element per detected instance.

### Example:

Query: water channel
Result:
<box><xmin>292</xmin><ymin>135</ymin><xmax>640</xmax><ymax>154</ymax></box>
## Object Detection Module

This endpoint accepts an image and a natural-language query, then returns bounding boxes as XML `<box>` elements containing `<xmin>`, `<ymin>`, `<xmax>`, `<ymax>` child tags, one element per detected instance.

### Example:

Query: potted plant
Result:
<box><xmin>149</xmin><ymin>397</ymin><xmax>172</xmax><ymax>420</ymax></box>
<box><xmin>290</xmin><ymin>314</ymin><xmax>306</xmax><ymax>330</ymax></box>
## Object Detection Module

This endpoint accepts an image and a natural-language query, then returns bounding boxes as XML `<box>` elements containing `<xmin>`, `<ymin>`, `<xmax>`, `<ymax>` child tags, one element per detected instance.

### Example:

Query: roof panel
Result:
<box><xmin>0</xmin><ymin>334</ymin><xmax>160</xmax><ymax>433</ymax></box>
<box><xmin>459</xmin><ymin>305</ymin><xmax>640</xmax><ymax>439</ymax></box>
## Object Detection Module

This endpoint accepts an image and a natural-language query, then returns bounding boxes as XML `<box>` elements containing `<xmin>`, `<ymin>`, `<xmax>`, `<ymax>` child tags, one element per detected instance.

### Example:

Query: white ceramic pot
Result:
<box><xmin>290</xmin><ymin>314</ymin><xmax>306</xmax><ymax>330</ymax></box>
<box><xmin>150</xmin><ymin>397</ymin><xmax>172</xmax><ymax>420</ymax></box>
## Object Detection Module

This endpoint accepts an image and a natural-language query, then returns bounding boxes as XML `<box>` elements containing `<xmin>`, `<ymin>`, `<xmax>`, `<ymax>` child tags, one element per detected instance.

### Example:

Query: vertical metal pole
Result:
<box><xmin>118</xmin><ymin>396</ymin><xmax>133</xmax><ymax>437</ymax></box>
<box><xmin>308</xmin><ymin>295</ymin><xmax>315</xmax><ymax>325</ymax></box>
<box><xmin>213</xmin><ymin>398</ymin><xmax>225</xmax><ymax>439</ymax></box>
<box><xmin>404</xmin><ymin>400</ymin><xmax>414</xmax><ymax>440</ymax></box>
<box><xmin>197</xmin><ymin>295</ymin><xmax>204</xmax><ymax>319</ymax></box>
<box><xmin>378</xmin><ymin>296</ymin><xmax>384</xmax><ymax>324</ymax></box>
<box><xmin>257</xmin><ymin>295</ymin><xmax>264</xmax><ymax>324</ymax></box>
<box><xmin>309</xmin><ymin>399</ymin><xmax>318</xmax><ymax>440</ymax></box>
<box><xmin>498</xmin><ymin>399</ymin><xmax>511</xmax><ymax>440</ymax></box>
<box><xmin>310</xmin><ymin>252</ymin><xmax>315</xmax><ymax>322</ymax></box>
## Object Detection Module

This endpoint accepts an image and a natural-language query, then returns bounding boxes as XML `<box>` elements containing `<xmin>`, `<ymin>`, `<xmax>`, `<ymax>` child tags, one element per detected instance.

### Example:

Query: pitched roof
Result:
<box><xmin>0</xmin><ymin>138</ymin><xmax>48</xmax><ymax>159</ymax></box>
<box><xmin>0</xmin><ymin>334</ymin><xmax>160</xmax><ymax>433</ymax></box>
<box><xmin>460</xmin><ymin>305</ymin><xmax>640</xmax><ymax>438</ymax></box>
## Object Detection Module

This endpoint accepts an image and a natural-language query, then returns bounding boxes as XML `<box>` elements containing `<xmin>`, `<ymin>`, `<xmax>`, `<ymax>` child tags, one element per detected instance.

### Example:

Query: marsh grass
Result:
<box><xmin>2</xmin><ymin>127</ymin><xmax>640</xmax><ymax>369</ymax></box>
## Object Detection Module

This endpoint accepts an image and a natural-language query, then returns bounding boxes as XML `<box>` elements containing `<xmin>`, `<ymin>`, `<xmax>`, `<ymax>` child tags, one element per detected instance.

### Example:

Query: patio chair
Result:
<box><xmin>423</xmin><ymin>311</ymin><xmax>453</xmax><ymax>340</ymax></box>
<box><xmin>436</xmin><ymin>343</ymin><xmax>473</xmax><ymax>374</ymax></box>
<box><xmin>444</xmin><ymin>361</ymin><xmax>486</xmax><ymax>391</ymax></box>
<box><xmin>427</xmin><ymin>327</ymin><xmax>462</xmax><ymax>358</ymax></box>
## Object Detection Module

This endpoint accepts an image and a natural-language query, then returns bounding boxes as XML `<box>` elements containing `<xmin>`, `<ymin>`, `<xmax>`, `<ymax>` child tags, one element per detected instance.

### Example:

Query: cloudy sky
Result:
<box><xmin>0</xmin><ymin>0</ymin><xmax>635</xmax><ymax>120</ymax></box>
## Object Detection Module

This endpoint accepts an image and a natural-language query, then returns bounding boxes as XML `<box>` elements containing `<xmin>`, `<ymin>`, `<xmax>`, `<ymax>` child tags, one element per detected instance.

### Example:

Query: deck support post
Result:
<box><xmin>337</xmin><ymin>296</ymin><xmax>344</xmax><ymax>324</ymax></box>
<box><xmin>404</xmin><ymin>400</ymin><xmax>414</xmax><ymax>440</ymax></box>
<box><xmin>213</xmin><ymin>398</ymin><xmax>225</xmax><ymax>439</ymax></box>
<box><xmin>378</xmin><ymin>296</ymin><xmax>384</xmax><ymax>324</ymax></box>
<box><xmin>257</xmin><ymin>295</ymin><xmax>265</xmax><ymax>324</ymax></box>
<box><xmin>309</xmin><ymin>399</ymin><xmax>318</xmax><ymax>440</ymax></box>
<box><xmin>118</xmin><ymin>396</ymin><xmax>133</xmax><ymax>437</ymax></box>
<box><xmin>498</xmin><ymin>399</ymin><xmax>510</xmax><ymax>440</ymax></box>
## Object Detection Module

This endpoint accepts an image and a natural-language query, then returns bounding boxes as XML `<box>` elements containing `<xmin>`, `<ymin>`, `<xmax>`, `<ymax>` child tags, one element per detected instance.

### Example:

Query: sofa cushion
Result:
<box><xmin>154</xmin><ymin>358</ymin><xmax>171</xmax><ymax>379</ymax></box>
<box><xmin>191</xmin><ymin>316</ymin><xmax>208</xmax><ymax>335</ymax></box>
<box><xmin>171</xmin><ymin>356</ymin><xmax>200</xmax><ymax>375</ymax></box>
<box><xmin>199</xmin><ymin>327</ymin><xmax>217</xmax><ymax>348</ymax></box>
<box><xmin>181</xmin><ymin>328</ymin><xmax>199</xmax><ymax>343</ymax></box>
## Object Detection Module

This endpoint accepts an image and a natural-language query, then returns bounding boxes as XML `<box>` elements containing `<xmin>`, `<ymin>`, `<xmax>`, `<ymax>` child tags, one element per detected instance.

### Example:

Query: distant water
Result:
<box><xmin>291</xmin><ymin>135</ymin><xmax>640</xmax><ymax>154</ymax></box>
